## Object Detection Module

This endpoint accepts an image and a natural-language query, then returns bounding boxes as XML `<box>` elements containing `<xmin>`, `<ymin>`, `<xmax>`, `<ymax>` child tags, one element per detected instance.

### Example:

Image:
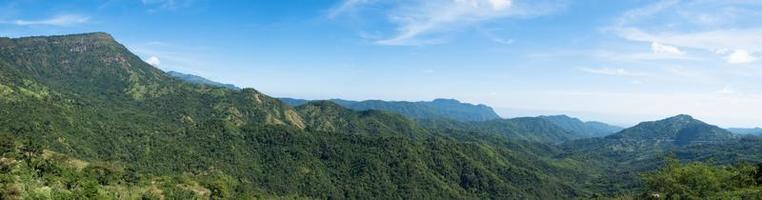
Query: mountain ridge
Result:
<box><xmin>538</xmin><ymin>115</ymin><xmax>622</xmax><ymax>137</ymax></box>
<box><xmin>607</xmin><ymin>114</ymin><xmax>736</xmax><ymax>146</ymax></box>
<box><xmin>727</xmin><ymin>127</ymin><xmax>762</xmax><ymax>136</ymax></box>
<box><xmin>281</xmin><ymin>97</ymin><xmax>501</xmax><ymax>122</ymax></box>
<box><xmin>166</xmin><ymin>70</ymin><xmax>241</xmax><ymax>90</ymax></box>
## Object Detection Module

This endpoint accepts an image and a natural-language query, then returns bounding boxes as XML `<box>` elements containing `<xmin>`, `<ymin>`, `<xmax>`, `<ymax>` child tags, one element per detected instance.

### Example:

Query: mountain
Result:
<box><xmin>727</xmin><ymin>127</ymin><xmax>762</xmax><ymax>136</ymax></box>
<box><xmin>558</xmin><ymin>115</ymin><xmax>751</xmax><ymax>194</ymax></box>
<box><xmin>470</xmin><ymin>117</ymin><xmax>582</xmax><ymax>143</ymax></box>
<box><xmin>416</xmin><ymin>117</ymin><xmax>582</xmax><ymax>144</ymax></box>
<box><xmin>0</xmin><ymin>32</ymin><xmax>588</xmax><ymax>199</ymax></box>
<box><xmin>294</xmin><ymin>100</ymin><xmax>427</xmax><ymax>138</ymax></box>
<box><xmin>166</xmin><ymin>70</ymin><xmax>241</xmax><ymax>90</ymax></box>
<box><xmin>280</xmin><ymin>98</ymin><xmax>501</xmax><ymax>122</ymax></box>
<box><xmin>538</xmin><ymin>115</ymin><xmax>622</xmax><ymax>137</ymax></box>
<box><xmin>279</xmin><ymin>97</ymin><xmax>310</xmax><ymax>107</ymax></box>
<box><xmin>606</xmin><ymin>114</ymin><xmax>736</xmax><ymax>146</ymax></box>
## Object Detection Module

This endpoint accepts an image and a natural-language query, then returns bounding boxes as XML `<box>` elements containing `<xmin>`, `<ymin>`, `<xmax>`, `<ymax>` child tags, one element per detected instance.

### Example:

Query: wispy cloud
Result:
<box><xmin>7</xmin><ymin>14</ymin><xmax>89</xmax><ymax>26</ymax></box>
<box><xmin>608</xmin><ymin>1</ymin><xmax>762</xmax><ymax>64</ymax></box>
<box><xmin>327</xmin><ymin>0</ymin><xmax>369</xmax><ymax>19</ymax></box>
<box><xmin>330</xmin><ymin>0</ymin><xmax>565</xmax><ymax>46</ymax></box>
<box><xmin>725</xmin><ymin>50</ymin><xmax>755</xmax><ymax>64</ymax></box>
<box><xmin>480</xmin><ymin>28</ymin><xmax>514</xmax><ymax>45</ymax></box>
<box><xmin>579</xmin><ymin>67</ymin><xmax>648</xmax><ymax>77</ymax></box>
<box><xmin>651</xmin><ymin>42</ymin><xmax>684</xmax><ymax>56</ymax></box>
<box><xmin>141</xmin><ymin>0</ymin><xmax>194</xmax><ymax>10</ymax></box>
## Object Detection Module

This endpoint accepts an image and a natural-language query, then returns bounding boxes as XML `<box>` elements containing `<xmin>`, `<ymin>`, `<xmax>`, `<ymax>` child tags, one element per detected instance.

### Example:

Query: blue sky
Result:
<box><xmin>2</xmin><ymin>0</ymin><xmax>762</xmax><ymax>127</ymax></box>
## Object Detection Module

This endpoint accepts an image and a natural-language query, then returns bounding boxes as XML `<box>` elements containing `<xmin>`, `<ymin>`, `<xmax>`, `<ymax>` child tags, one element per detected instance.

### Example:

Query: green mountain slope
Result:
<box><xmin>295</xmin><ymin>100</ymin><xmax>427</xmax><ymax>138</ymax></box>
<box><xmin>472</xmin><ymin>117</ymin><xmax>582</xmax><ymax>143</ymax></box>
<box><xmin>538</xmin><ymin>115</ymin><xmax>622</xmax><ymax>137</ymax></box>
<box><xmin>417</xmin><ymin>117</ymin><xmax>582</xmax><ymax>144</ymax></box>
<box><xmin>558</xmin><ymin>115</ymin><xmax>752</xmax><ymax>194</ymax></box>
<box><xmin>166</xmin><ymin>71</ymin><xmax>241</xmax><ymax>90</ymax></box>
<box><xmin>280</xmin><ymin>98</ymin><xmax>501</xmax><ymax>122</ymax></box>
<box><xmin>607</xmin><ymin>114</ymin><xmax>736</xmax><ymax>146</ymax></box>
<box><xmin>0</xmin><ymin>32</ymin><xmax>589</xmax><ymax>199</ymax></box>
<box><xmin>0</xmin><ymin>134</ymin><xmax>233</xmax><ymax>199</ymax></box>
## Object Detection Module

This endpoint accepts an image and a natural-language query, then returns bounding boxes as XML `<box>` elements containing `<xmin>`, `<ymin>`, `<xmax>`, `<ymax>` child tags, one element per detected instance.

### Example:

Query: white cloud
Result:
<box><xmin>650</xmin><ymin>42</ymin><xmax>684</xmax><ymax>56</ymax></box>
<box><xmin>717</xmin><ymin>86</ymin><xmax>735</xmax><ymax>95</ymax></box>
<box><xmin>331</xmin><ymin>0</ymin><xmax>564</xmax><ymax>46</ymax></box>
<box><xmin>579</xmin><ymin>67</ymin><xmax>647</xmax><ymax>77</ymax></box>
<box><xmin>145</xmin><ymin>56</ymin><xmax>161</xmax><ymax>66</ymax></box>
<box><xmin>609</xmin><ymin>1</ymin><xmax>762</xmax><ymax>63</ymax></box>
<box><xmin>726</xmin><ymin>50</ymin><xmax>755</xmax><ymax>64</ymax></box>
<box><xmin>488</xmin><ymin>0</ymin><xmax>511</xmax><ymax>10</ymax></box>
<box><xmin>616</xmin><ymin>28</ymin><xmax>762</xmax><ymax>53</ymax></box>
<box><xmin>328</xmin><ymin>0</ymin><xmax>368</xmax><ymax>18</ymax></box>
<box><xmin>11</xmin><ymin>14</ymin><xmax>89</xmax><ymax>26</ymax></box>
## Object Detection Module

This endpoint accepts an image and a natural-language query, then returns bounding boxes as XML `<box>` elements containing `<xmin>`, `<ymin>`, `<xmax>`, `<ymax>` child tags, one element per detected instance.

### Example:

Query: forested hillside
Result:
<box><xmin>280</xmin><ymin>98</ymin><xmax>501</xmax><ymax>122</ymax></box>
<box><xmin>167</xmin><ymin>71</ymin><xmax>241</xmax><ymax>90</ymax></box>
<box><xmin>539</xmin><ymin>115</ymin><xmax>622</xmax><ymax>137</ymax></box>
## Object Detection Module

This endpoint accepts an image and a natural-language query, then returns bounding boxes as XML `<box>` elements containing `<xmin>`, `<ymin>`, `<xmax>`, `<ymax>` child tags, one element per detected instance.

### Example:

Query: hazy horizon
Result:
<box><xmin>2</xmin><ymin>0</ymin><xmax>761</xmax><ymax>127</ymax></box>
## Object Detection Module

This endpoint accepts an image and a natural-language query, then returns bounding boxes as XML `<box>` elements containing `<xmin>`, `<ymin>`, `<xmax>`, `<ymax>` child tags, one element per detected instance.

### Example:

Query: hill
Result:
<box><xmin>607</xmin><ymin>114</ymin><xmax>736</xmax><ymax>146</ymax></box>
<box><xmin>469</xmin><ymin>117</ymin><xmax>582</xmax><ymax>143</ymax></box>
<box><xmin>166</xmin><ymin>71</ymin><xmax>241</xmax><ymax>90</ymax></box>
<box><xmin>559</xmin><ymin>115</ymin><xmax>751</xmax><ymax>194</ymax></box>
<box><xmin>280</xmin><ymin>98</ymin><xmax>501</xmax><ymax>122</ymax></box>
<box><xmin>294</xmin><ymin>100</ymin><xmax>427</xmax><ymax>138</ymax></box>
<box><xmin>538</xmin><ymin>115</ymin><xmax>622</xmax><ymax>137</ymax></box>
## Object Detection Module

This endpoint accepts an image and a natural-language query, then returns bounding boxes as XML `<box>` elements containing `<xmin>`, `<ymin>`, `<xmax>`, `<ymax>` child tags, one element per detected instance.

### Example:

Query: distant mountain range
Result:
<box><xmin>166</xmin><ymin>70</ymin><xmax>241</xmax><ymax>90</ymax></box>
<box><xmin>170</xmin><ymin>74</ymin><xmax>623</xmax><ymax>141</ymax></box>
<box><xmin>727</xmin><ymin>127</ymin><xmax>762</xmax><ymax>136</ymax></box>
<box><xmin>280</xmin><ymin>97</ymin><xmax>502</xmax><ymax>122</ymax></box>
<box><xmin>538</xmin><ymin>115</ymin><xmax>622</xmax><ymax>137</ymax></box>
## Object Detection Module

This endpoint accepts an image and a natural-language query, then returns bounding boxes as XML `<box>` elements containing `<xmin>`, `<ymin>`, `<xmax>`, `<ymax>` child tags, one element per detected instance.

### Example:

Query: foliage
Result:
<box><xmin>641</xmin><ymin>158</ymin><xmax>762</xmax><ymax>199</ymax></box>
<box><xmin>0</xmin><ymin>134</ymin><xmax>221</xmax><ymax>200</ymax></box>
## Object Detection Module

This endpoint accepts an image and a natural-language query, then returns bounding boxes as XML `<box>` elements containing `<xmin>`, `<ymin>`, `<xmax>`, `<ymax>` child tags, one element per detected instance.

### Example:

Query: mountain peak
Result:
<box><xmin>667</xmin><ymin>114</ymin><xmax>694</xmax><ymax>121</ymax></box>
<box><xmin>12</xmin><ymin>32</ymin><xmax>116</xmax><ymax>43</ymax></box>
<box><xmin>539</xmin><ymin>115</ymin><xmax>577</xmax><ymax>121</ymax></box>
<box><xmin>64</xmin><ymin>32</ymin><xmax>114</xmax><ymax>40</ymax></box>
<box><xmin>608</xmin><ymin>114</ymin><xmax>735</xmax><ymax>146</ymax></box>
<box><xmin>431</xmin><ymin>98</ymin><xmax>461</xmax><ymax>104</ymax></box>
